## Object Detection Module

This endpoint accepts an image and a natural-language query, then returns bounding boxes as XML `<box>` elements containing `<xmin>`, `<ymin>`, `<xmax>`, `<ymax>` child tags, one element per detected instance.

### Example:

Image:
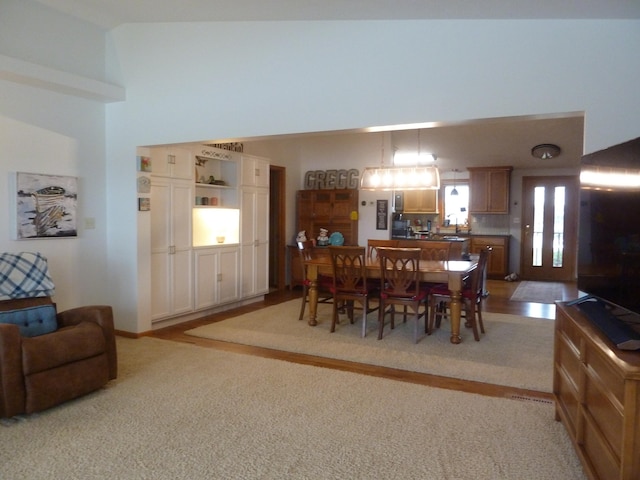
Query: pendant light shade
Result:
<box><xmin>360</xmin><ymin>131</ymin><xmax>440</xmax><ymax>191</ymax></box>
<box><xmin>360</xmin><ymin>165</ymin><xmax>440</xmax><ymax>191</ymax></box>
<box><xmin>450</xmin><ymin>169</ymin><xmax>459</xmax><ymax>195</ymax></box>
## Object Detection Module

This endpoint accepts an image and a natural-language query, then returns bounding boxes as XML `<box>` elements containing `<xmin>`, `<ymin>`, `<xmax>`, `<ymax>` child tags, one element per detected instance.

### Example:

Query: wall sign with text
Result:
<box><xmin>304</xmin><ymin>169</ymin><xmax>359</xmax><ymax>190</ymax></box>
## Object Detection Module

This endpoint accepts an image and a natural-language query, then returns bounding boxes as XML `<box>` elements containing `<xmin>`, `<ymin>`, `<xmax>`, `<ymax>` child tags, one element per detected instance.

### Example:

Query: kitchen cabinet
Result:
<box><xmin>150</xmin><ymin>178</ymin><xmax>194</xmax><ymax>321</ymax></box>
<box><xmin>240</xmin><ymin>154</ymin><xmax>270</xmax><ymax>298</ymax></box>
<box><xmin>470</xmin><ymin>235</ymin><xmax>510</xmax><ymax>279</ymax></box>
<box><xmin>149</xmin><ymin>146</ymin><xmax>194</xmax><ymax>180</ymax></box>
<box><xmin>296</xmin><ymin>189</ymin><xmax>359</xmax><ymax>246</ymax></box>
<box><xmin>194</xmin><ymin>246</ymin><xmax>240</xmax><ymax>310</ymax></box>
<box><xmin>468</xmin><ymin>166</ymin><xmax>512</xmax><ymax>214</ymax></box>
<box><xmin>402</xmin><ymin>189</ymin><xmax>438</xmax><ymax>213</ymax></box>
<box><xmin>554</xmin><ymin>302</ymin><xmax>640</xmax><ymax>480</ymax></box>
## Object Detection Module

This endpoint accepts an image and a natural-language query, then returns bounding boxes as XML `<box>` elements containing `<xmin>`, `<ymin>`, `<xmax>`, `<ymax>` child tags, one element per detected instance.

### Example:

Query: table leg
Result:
<box><xmin>447</xmin><ymin>271</ymin><xmax>464</xmax><ymax>344</ymax></box>
<box><xmin>448</xmin><ymin>290</ymin><xmax>462</xmax><ymax>344</ymax></box>
<box><xmin>307</xmin><ymin>264</ymin><xmax>319</xmax><ymax>326</ymax></box>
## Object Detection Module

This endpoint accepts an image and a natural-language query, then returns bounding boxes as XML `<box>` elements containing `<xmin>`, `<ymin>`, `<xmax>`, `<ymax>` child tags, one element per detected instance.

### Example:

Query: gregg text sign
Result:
<box><xmin>304</xmin><ymin>169</ymin><xmax>359</xmax><ymax>190</ymax></box>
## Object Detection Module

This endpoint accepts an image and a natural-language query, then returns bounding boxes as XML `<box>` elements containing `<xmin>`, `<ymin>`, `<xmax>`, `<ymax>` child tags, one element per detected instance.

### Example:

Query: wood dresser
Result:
<box><xmin>554</xmin><ymin>302</ymin><xmax>640</xmax><ymax>480</ymax></box>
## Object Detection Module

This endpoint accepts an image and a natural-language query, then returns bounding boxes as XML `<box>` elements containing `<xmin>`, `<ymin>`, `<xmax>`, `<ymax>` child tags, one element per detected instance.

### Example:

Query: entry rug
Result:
<box><xmin>510</xmin><ymin>281</ymin><xmax>568</xmax><ymax>304</ymax></box>
<box><xmin>186</xmin><ymin>300</ymin><xmax>555</xmax><ymax>392</ymax></box>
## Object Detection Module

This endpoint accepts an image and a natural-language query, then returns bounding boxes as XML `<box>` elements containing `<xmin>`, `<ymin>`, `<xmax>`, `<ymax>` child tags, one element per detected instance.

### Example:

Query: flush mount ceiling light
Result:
<box><xmin>531</xmin><ymin>143</ymin><xmax>561</xmax><ymax>160</ymax></box>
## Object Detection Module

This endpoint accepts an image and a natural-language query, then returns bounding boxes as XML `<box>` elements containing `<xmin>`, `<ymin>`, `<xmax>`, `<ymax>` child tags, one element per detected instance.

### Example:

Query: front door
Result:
<box><xmin>521</xmin><ymin>176</ymin><xmax>579</xmax><ymax>281</ymax></box>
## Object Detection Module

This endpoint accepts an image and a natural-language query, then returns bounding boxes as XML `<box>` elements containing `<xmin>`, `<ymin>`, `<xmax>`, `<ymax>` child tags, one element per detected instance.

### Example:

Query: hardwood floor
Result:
<box><xmin>152</xmin><ymin>279</ymin><xmax>579</xmax><ymax>402</ymax></box>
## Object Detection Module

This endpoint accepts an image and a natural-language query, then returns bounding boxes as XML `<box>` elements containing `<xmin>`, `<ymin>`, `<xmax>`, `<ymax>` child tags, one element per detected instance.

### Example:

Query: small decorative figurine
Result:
<box><xmin>296</xmin><ymin>230</ymin><xmax>307</xmax><ymax>242</ymax></box>
<box><xmin>317</xmin><ymin>228</ymin><xmax>330</xmax><ymax>246</ymax></box>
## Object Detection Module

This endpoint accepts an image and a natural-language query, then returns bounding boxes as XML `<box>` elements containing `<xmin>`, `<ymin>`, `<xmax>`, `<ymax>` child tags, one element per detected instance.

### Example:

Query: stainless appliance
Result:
<box><xmin>391</xmin><ymin>218</ymin><xmax>411</xmax><ymax>239</ymax></box>
<box><xmin>393</xmin><ymin>192</ymin><xmax>404</xmax><ymax>212</ymax></box>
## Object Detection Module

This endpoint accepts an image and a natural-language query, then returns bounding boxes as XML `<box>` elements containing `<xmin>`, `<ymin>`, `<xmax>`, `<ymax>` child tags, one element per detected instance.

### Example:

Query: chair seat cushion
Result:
<box><xmin>302</xmin><ymin>274</ymin><xmax>333</xmax><ymax>288</ymax></box>
<box><xmin>430</xmin><ymin>283</ymin><xmax>475</xmax><ymax>299</ymax></box>
<box><xmin>21</xmin><ymin>321</ymin><xmax>106</xmax><ymax>375</ymax></box>
<box><xmin>0</xmin><ymin>304</ymin><xmax>57</xmax><ymax>337</ymax></box>
<box><xmin>381</xmin><ymin>288</ymin><xmax>427</xmax><ymax>301</ymax></box>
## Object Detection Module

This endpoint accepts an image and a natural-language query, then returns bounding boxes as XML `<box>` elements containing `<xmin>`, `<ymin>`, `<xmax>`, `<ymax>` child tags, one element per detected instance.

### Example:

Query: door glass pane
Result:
<box><xmin>553</xmin><ymin>186</ymin><xmax>566</xmax><ymax>267</ymax></box>
<box><xmin>532</xmin><ymin>187</ymin><xmax>545</xmax><ymax>267</ymax></box>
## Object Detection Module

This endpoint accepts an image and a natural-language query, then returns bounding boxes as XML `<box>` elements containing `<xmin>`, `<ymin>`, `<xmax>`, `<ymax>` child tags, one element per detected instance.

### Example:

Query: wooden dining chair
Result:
<box><xmin>377</xmin><ymin>247</ymin><xmax>429</xmax><ymax>343</ymax></box>
<box><xmin>427</xmin><ymin>247</ymin><xmax>492</xmax><ymax>341</ymax></box>
<box><xmin>328</xmin><ymin>246</ymin><xmax>379</xmax><ymax>337</ymax></box>
<box><xmin>366</xmin><ymin>239</ymin><xmax>398</xmax><ymax>261</ymax></box>
<box><xmin>297</xmin><ymin>240</ymin><xmax>333</xmax><ymax>321</ymax></box>
<box><xmin>418</xmin><ymin>242</ymin><xmax>452</xmax><ymax>261</ymax></box>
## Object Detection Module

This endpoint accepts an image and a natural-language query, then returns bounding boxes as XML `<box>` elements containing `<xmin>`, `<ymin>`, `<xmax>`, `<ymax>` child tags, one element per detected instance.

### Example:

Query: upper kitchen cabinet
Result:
<box><xmin>467</xmin><ymin>166</ymin><xmax>512</xmax><ymax>214</ymax></box>
<box><xmin>403</xmin><ymin>189</ymin><xmax>438</xmax><ymax>213</ymax></box>
<box><xmin>149</xmin><ymin>146</ymin><xmax>194</xmax><ymax>180</ymax></box>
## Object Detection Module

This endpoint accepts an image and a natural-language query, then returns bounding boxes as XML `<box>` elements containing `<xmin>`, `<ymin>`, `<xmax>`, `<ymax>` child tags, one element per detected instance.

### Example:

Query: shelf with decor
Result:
<box><xmin>194</xmin><ymin>148</ymin><xmax>239</xmax><ymax>208</ymax></box>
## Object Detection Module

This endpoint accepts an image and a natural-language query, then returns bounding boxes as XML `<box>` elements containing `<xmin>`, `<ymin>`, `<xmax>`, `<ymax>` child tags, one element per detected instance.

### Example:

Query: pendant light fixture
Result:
<box><xmin>451</xmin><ymin>169</ymin><xmax>459</xmax><ymax>196</ymax></box>
<box><xmin>360</xmin><ymin>131</ymin><xmax>440</xmax><ymax>191</ymax></box>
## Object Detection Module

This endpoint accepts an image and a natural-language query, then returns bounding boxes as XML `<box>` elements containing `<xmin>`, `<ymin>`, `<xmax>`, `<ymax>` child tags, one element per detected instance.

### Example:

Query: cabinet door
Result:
<box><xmin>150</xmin><ymin>147</ymin><xmax>193</xmax><ymax>180</ymax></box>
<box><xmin>240</xmin><ymin>187</ymin><xmax>269</xmax><ymax>298</ymax></box>
<box><xmin>312</xmin><ymin>191</ymin><xmax>333</xmax><ymax>223</ymax></box>
<box><xmin>471</xmin><ymin>237</ymin><xmax>509</xmax><ymax>278</ymax></box>
<box><xmin>194</xmin><ymin>248</ymin><xmax>219</xmax><ymax>310</ymax></box>
<box><xmin>241</xmin><ymin>154</ymin><xmax>269</xmax><ymax>187</ymax></box>
<box><xmin>469</xmin><ymin>167</ymin><xmax>511</xmax><ymax>214</ymax></box>
<box><xmin>150</xmin><ymin>179</ymin><xmax>193</xmax><ymax>320</ymax></box>
<box><xmin>403</xmin><ymin>190</ymin><xmax>438</xmax><ymax>213</ymax></box>
<box><xmin>254</xmin><ymin>188</ymin><xmax>270</xmax><ymax>294</ymax></box>
<box><xmin>218</xmin><ymin>247</ymin><xmax>240</xmax><ymax>304</ymax></box>
<box><xmin>469</xmin><ymin>170</ymin><xmax>489</xmax><ymax>213</ymax></box>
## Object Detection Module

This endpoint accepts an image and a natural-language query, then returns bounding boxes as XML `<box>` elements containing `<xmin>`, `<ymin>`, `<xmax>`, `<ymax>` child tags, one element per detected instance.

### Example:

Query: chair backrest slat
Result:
<box><xmin>329</xmin><ymin>246</ymin><xmax>368</xmax><ymax>293</ymax></box>
<box><xmin>377</xmin><ymin>247</ymin><xmax>422</xmax><ymax>298</ymax></box>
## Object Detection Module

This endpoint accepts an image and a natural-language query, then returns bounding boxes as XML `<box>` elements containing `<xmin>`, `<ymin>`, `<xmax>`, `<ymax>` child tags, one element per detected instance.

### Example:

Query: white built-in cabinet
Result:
<box><xmin>240</xmin><ymin>154</ymin><xmax>270</xmax><ymax>298</ymax></box>
<box><xmin>147</xmin><ymin>145</ymin><xmax>268</xmax><ymax>324</ymax></box>
<box><xmin>150</xmin><ymin>177</ymin><xmax>194</xmax><ymax>321</ymax></box>
<box><xmin>194</xmin><ymin>247</ymin><xmax>240</xmax><ymax>310</ymax></box>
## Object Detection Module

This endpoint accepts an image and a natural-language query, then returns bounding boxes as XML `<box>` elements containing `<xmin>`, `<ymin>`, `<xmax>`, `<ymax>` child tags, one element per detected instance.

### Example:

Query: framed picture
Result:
<box><xmin>138</xmin><ymin>197</ymin><xmax>150</xmax><ymax>211</ymax></box>
<box><xmin>137</xmin><ymin>155</ymin><xmax>151</xmax><ymax>172</ymax></box>
<box><xmin>14</xmin><ymin>172</ymin><xmax>78</xmax><ymax>239</ymax></box>
<box><xmin>137</xmin><ymin>175</ymin><xmax>151</xmax><ymax>193</ymax></box>
<box><xmin>376</xmin><ymin>199</ymin><xmax>388</xmax><ymax>230</ymax></box>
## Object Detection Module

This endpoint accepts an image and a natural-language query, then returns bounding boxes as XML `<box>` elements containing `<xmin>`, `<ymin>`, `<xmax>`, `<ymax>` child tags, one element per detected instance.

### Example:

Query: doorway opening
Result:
<box><xmin>269</xmin><ymin>166</ymin><xmax>286</xmax><ymax>290</ymax></box>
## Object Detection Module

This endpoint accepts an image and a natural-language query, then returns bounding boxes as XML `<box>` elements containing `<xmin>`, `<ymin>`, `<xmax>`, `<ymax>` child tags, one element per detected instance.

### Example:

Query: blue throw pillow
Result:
<box><xmin>0</xmin><ymin>305</ymin><xmax>57</xmax><ymax>337</ymax></box>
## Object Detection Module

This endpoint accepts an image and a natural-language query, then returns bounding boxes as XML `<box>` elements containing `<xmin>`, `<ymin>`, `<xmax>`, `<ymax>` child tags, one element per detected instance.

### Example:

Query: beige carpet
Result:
<box><xmin>186</xmin><ymin>300</ymin><xmax>555</xmax><ymax>392</ymax></box>
<box><xmin>1</xmin><ymin>337</ymin><xmax>585</xmax><ymax>479</ymax></box>
<box><xmin>510</xmin><ymin>281</ymin><xmax>567</xmax><ymax>304</ymax></box>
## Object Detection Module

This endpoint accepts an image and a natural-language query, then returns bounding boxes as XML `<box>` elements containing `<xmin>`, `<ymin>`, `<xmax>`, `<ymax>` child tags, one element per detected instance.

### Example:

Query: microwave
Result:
<box><xmin>394</xmin><ymin>192</ymin><xmax>403</xmax><ymax>212</ymax></box>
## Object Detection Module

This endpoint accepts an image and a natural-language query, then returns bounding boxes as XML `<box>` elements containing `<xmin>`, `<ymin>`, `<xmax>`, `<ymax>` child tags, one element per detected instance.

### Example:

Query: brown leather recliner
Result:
<box><xmin>0</xmin><ymin>296</ymin><xmax>117</xmax><ymax>419</ymax></box>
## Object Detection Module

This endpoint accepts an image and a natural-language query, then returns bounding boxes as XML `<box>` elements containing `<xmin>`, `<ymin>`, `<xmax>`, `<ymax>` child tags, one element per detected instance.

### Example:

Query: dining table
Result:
<box><xmin>304</xmin><ymin>255</ymin><xmax>479</xmax><ymax>344</ymax></box>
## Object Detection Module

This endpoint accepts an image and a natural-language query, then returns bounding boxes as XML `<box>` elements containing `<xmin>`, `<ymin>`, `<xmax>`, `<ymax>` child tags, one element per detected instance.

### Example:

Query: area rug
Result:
<box><xmin>1</xmin><ymin>337</ymin><xmax>585</xmax><ymax>479</ymax></box>
<box><xmin>186</xmin><ymin>300</ymin><xmax>555</xmax><ymax>392</ymax></box>
<box><xmin>510</xmin><ymin>281</ymin><xmax>567</xmax><ymax>304</ymax></box>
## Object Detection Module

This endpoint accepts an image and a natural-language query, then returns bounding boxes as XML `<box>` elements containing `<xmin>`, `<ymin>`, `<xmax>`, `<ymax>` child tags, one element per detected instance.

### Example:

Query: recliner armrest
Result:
<box><xmin>0</xmin><ymin>324</ymin><xmax>26</xmax><ymax>419</ymax></box>
<box><xmin>57</xmin><ymin>306</ymin><xmax>117</xmax><ymax>380</ymax></box>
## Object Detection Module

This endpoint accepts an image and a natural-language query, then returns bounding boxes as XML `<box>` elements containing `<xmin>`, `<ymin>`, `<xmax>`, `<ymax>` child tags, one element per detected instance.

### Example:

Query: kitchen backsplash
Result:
<box><xmin>401</xmin><ymin>213</ymin><xmax>511</xmax><ymax>236</ymax></box>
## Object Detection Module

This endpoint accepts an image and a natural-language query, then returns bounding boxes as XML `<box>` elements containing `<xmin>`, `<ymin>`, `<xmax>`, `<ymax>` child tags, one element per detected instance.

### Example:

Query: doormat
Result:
<box><xmin>509</xmin><ymin>281</ymin><xmax>566</xmax><ymax>304</ymax></box>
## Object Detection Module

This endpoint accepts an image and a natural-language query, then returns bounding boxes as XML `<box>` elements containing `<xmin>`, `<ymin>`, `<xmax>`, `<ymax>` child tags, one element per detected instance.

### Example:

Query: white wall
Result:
<box><xmin>104</xmin><ymin>19</ymin><xmax>640</xmax><ymax>332</ymax></box>
<box><xmin>2</xmin><ymin>6</ymin><xmax>639</xmax><ymax>333</ymax></box>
